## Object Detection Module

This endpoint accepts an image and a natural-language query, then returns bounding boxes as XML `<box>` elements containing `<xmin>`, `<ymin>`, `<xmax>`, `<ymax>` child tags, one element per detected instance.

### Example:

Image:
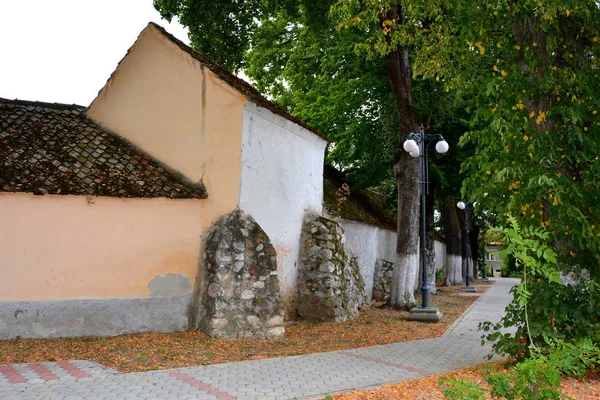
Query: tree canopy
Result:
<box><xmin>451</xmin><ymin>0</ymin><xmax>600</xmax><ymax>276</ymax></box>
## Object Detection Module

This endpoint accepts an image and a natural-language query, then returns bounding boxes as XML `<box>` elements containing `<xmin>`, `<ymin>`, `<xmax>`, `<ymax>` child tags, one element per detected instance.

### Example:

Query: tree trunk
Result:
<box><xmin>390</xmin><ymin>152</ymin><xmax>419</xmax><ymax>309</ymax></box>
<box><xmin>440</xmin><ymin>195</ymin><xmax>463</xmax><ymax>286</ymax></box>
<box><xmin>385</xmin><ymin>7</ymin><xmax>421</xmax><ymax>309</ymax></box>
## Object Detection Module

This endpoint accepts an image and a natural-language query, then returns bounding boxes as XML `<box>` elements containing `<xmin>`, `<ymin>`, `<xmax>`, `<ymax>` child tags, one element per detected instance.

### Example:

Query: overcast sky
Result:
<box><xmin>0</xmin><ymin>1</ymin><xmax>190</xmax><ymax>106</ymax></box>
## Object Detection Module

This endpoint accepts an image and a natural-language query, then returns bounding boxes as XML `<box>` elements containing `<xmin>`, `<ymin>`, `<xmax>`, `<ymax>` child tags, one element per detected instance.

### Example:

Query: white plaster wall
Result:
<box><xmin>331</xmin><ymin>217</ymin><xmax>446</xmax><ymax>299</ymax></box>
<box><xmin>377</xmin><ymin>228</ymin><xmax>398</xmax><ymax>264</ymax></box>
<box><xmin>338</xmin><ymin>220</ymin><xmax>379</xmax><ymax>301</ymax></box>
<box><xmin>337</xmin><ymin>219</ymin><xmax>399</xmax><ymax>301</ymax></box>
<box><xmin>238</xmin><ymin>102</ymin><xmax>327</xmax><ymax>314</ymax></box>
<box><xmin>434</xmin><ymin>239</ymin><xmax>446</xmax><ymax>271</ymax></box>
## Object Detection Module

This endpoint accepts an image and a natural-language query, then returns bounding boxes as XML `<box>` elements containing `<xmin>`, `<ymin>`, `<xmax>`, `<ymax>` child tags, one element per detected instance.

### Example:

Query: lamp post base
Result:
<box><xmin>479</xmin><ymin>277</ymin><xmax>490</xmax><ymax>282</ymax></box>
<box><xmin>407</xmin><ymin>307</ymin><xmax>444</xmax><ymax>322</ymax></box>
<box><xmin>460</xmin><ymin>285</ymin><xmax>477</xmax><ymax>292</ymax></box>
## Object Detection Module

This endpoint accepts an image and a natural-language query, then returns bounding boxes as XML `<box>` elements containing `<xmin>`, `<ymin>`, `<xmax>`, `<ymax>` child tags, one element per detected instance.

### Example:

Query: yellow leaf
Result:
<box><xmin>536</xmin><ymin>113</ymin><xmax>545</xmax><ymax>125</ymax></box>
<box><xmin>501</xmin><ymin>70</ymin><xmax>508</xmax><ymax>76</ymax></box>
<box><xmin>486</xmin><ymin>170</ymin><xmax>491</xmax><ymax>175</ymax></box>
<box><xmin>553</xmin><ymin>196</ymin><xmax>558</xmax><ymax>206</ymax></box>
<box><xmin>475</xmin><ymin>42</ymin><xmax>485</xmax><ymax>55</ymax></box>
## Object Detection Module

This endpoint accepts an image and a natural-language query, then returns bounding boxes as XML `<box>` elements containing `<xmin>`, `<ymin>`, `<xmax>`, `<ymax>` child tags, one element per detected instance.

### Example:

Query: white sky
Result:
<box><xmin>0</xmin><ymin>0</ymin><xmax>190</xmax><ymax>106</ymax></box>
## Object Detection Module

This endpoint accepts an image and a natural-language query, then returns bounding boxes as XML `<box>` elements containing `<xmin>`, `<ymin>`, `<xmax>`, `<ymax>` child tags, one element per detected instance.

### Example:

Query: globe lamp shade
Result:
<box><xmin>403</xmin><ymin>139</ymin><xmax>419</xmax><ymax>153</ymax></box>
<box><xmin>435</xmin><ymin>140</ymin><xmax>449</xmax><ymax>154</ymax></box>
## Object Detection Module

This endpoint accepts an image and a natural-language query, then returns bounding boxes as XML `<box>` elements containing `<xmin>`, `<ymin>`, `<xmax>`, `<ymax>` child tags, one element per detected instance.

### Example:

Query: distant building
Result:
<box><xmin>484</xmin><ymin>243</ymin><xmax>504</xmax><ymax>276</ymax></box>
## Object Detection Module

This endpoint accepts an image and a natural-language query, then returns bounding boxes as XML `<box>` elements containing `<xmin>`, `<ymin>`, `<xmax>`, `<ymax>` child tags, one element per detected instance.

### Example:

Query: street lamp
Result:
<box><xmin>405</xmin><ymin>125</ymin><xmax>448</xmax><ymax>323</ymax></box>
<box><xmin>457</xmin><ymin>201</ymin><xmax>477</xmax><ymax>292</ymax></box>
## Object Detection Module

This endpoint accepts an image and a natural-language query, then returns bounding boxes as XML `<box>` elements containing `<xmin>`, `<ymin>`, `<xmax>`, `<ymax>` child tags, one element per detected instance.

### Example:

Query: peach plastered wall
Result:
<box><xmin>0</xmin><ymin>193</ymin><xmax>222</xmax><ymax>302</ymax></box>
<box><xmin>59</xmin><ymin>23</ymin><xmax>250</xmax><ymax>303</ymax></box>
<box><xmin>87</xmin><ymin>23</ymin><xmax>246</xmax><ymax>211</ymax></box>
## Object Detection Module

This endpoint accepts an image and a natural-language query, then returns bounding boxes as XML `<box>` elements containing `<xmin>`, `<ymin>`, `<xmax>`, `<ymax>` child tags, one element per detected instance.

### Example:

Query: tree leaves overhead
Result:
<box><xmin>246</xmin><ymin>2</ymin><xmax>405</xmax><ymax>189</ymax></box>
<box><xmin>153</xmin><ymin>0</ymin><xmax>265</xmax><ymax>71</ymax></box>
<box><xmin>446</xmin><ymin>0</ymin><xmax>600</xmax><ymax>273</ymax></box>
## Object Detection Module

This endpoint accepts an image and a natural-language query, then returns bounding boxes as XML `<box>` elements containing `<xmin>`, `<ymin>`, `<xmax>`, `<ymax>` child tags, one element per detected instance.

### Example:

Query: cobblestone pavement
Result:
<box><xmin>0</xmin><ymin>278</ymin><xmax>519</xmax><ymax>399</ymax></box>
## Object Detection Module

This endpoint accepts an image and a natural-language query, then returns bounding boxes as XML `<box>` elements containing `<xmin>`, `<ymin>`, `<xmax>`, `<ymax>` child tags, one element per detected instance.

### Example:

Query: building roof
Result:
<box><xmin>0</xmin><ymin>98</ymin><xmax>207</xmax><ymax>199</ymax></box>
<box><xmin>146</xmin><ymin>22</ymin><xmax>329</xmax><ymax>143</ymax></box>
<box><xmin>322</xmin><ymin>167</ymin><xmax>397</xmax><ymax>231</ymax></box>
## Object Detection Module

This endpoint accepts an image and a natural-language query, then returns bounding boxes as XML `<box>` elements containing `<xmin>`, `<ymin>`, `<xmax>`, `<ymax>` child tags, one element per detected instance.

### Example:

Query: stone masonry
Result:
<box><xmin>190</xmin><ymin>210</ymin><xmax>284</xmax><ymax>339</ymax></box>
<box><xmin>297</xmin><ymin>214</ymin><xmax>367</xmax><ymax>322</ymax></box>
<box><xmin>372</xmin><ymin>259</ymin><xmax>394</xmax><ymax>302</ymax></box>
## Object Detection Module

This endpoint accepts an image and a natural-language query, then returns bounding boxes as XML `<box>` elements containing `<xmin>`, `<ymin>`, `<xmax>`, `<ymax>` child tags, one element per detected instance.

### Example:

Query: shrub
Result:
<box><xmin>441</xmin><ymin>216</ymin><xmax>600</xmax><ymax>399</ymax></box>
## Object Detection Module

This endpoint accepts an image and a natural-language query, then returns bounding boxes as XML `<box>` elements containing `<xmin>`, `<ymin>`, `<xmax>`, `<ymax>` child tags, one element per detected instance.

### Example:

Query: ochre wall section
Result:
<box><xmin>2</xmin><ymin>23</ymin><xmax>248</xmax><ymax>303</ymax></box>
<box><xmin>0</xmin><ymin>193</ymin><xmax>210</xmax><ymax>301</ymax></box>
<box><xmin>87</xmin><ymin>23</ymin><xmax>246</xmax><ymax>211</ymax></box>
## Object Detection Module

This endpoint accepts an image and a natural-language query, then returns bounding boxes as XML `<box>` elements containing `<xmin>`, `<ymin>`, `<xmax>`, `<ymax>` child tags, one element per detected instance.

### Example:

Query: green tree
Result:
<box><xmin>449</xmin><ymin>0</ymin><xmax>600</xmax><ymax>275</ymax></box>
<box><xmin>431</xmin><ymin>0</ymin><xmax>600</xmax><ymax>375</ymax></box>
<box><xmin>153</xmin><ymin>0</ymin><xmax>264</xmax><ymax>72</ymax></box>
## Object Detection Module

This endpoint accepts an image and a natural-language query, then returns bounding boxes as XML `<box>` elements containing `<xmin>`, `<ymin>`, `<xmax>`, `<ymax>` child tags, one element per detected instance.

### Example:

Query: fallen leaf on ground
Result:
<box><xmin>0</xmin><ymin>284</ymin><xmax>488</xmax><ymax>373</ymax></box>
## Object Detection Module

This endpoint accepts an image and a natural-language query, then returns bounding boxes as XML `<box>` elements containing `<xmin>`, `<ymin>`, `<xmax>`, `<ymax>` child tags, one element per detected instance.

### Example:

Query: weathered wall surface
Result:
<box><xmin>87</xmin><ymin>24</ymin><xmax>244</xmax><ymax>213</ymax></box>
<box><xmin>0</xmin><ymin>192</ymin><xmax>216</xmax><ymax>338</ymax></box>
<box><xmin>337</xmin><ymin>220</ymin><xmax>379</xmax><ymax>301</ymax></box>
<box><xmin>333</xmin><ymin>217</ymin><xmax>448</xmax><ymax>301</ymax></box>
<box><xmin>435</xmin><ymin>240</ymin><xmax>447</xmax><ymax>271</ymax></box>
<box><xmin>239</xmin><ymin>102</ymin><xmax>327</xmax><ymax>317</ymax></box>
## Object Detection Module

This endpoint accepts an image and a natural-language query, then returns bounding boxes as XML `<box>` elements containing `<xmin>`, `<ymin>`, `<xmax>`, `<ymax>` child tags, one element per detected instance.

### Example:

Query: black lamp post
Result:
<box><xmin>457</xmin><ymin>201</ymin><xmax>477</xmax><ymax>292</ymax></box>
<box><xmin>404</xmin><ymin>125</ymin><xmax>448</xmax><ymax>323</ymax></box>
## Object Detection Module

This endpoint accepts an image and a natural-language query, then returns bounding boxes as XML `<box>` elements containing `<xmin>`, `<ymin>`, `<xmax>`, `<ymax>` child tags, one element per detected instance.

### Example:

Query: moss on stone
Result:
<box><xmin>297</xmin><ymin>214</ymin><xmax>367</xmax><ymax>322</ymax></box>
<box><xmin>322</xmin><ymin>169</ymin><xmax>396</xmax><ymax>230</ymax></box>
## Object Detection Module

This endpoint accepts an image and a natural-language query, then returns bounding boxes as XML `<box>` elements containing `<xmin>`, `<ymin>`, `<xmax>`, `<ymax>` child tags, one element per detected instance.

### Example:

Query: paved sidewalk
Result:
<box><xmin>0</xmin><ymin>278</ymin><xmax>519</xmax><ymax>400</ymax></box>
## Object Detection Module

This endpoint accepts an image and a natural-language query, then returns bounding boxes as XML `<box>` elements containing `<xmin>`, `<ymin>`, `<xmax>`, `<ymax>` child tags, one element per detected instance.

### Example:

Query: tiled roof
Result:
<box><xmin>0</xmin><ymin>98</ymin><xmax>207</xmax><ymax>199</ymax></box>
<box><xmin>147</xmin><ymin>22</ymin><xmax>330</xmax><ymax>143</ymax></box>
<box><xmin>323</xmin><ymin>167</ymin><xmax>397</xmax><ymax>231</ymax></box>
